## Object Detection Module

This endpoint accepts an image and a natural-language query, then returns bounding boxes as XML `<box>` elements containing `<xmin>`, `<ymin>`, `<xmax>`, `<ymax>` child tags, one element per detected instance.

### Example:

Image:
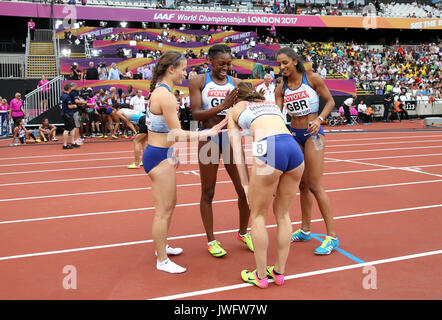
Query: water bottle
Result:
<box><xmin>309</xmin><ymin>122</ymin><xmax>323</xmax><ymax>151</ymax></box>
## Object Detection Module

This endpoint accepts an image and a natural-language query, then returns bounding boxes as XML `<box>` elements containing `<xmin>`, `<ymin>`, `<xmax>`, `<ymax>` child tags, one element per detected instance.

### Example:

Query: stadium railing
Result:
<box><xmin>0</xmin><ymin>54</ymin><xmax>26</xmax><ymax>78</ymax></box>
<box><xmin>23</xmin><ymin>74</ymin><xmax>64</xmax><ymax>123</ymax></box>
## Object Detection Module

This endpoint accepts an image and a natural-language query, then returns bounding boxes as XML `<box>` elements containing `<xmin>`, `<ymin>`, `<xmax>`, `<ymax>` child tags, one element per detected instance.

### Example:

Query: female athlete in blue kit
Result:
<box><xmin>275</xmin><ymin>47</ymin><xmax>339</xmax><ymax>255</ymax></box>
<box><xmin>142</xmin><ymin>51</ymin><xmax>226</xmax><ymax>274</ymax></box>
<box><xmin>227</xmin><ymin>82</ymin><xmax>304</xmax><ymax>288</ymax></box>
<box><xmin>189</xmin><ymin>44</ymin><xmax>253</xmax><ymax>258</ymax></box>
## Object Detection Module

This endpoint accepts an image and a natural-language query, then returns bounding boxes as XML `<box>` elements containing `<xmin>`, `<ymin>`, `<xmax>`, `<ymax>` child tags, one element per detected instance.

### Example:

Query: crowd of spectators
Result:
<box><xmin>292</xmin><ymin>41</ymin><xmax>441</xmax><ymax>100</ymax></box>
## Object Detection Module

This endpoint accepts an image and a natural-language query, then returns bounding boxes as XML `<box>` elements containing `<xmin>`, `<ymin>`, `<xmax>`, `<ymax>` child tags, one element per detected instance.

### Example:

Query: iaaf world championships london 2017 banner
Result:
<box><xmin>0</xmin><ymin>1</ymin><xmax>440</xmax><ymax>30</ymax></box>
<box><xmin>56</xmin><ymin>27</ymin><xmax>258</xmax><ymax>43</ymax></box>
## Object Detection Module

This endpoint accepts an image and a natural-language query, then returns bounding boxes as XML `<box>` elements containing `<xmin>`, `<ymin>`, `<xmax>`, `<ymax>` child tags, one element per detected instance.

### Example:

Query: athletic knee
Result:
<box><xmin>307</xmin><ymin>183</ymin><xmax>323</xmax><ymax>195</ymax></box>
<box><xmin>299</xmin><ymin>180</ymin><xmax>309</xmax><ymax>193</ymax></box>
<box><xmin>201</xmin><ymin>187</ymin><xmax>215</xmax><ymax>202</ymax></box>
<box><xmin>157</xmin><ymin>200</ymin><xmax>176</xmax><ymax>216</ymax></box>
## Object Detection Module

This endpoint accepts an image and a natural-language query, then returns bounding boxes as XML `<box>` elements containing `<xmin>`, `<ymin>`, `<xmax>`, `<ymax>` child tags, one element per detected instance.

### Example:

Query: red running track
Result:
<box><xmin>0</xmin><ymin>129</ymin><xmax>441</xmax><ymax>300</ymax></box>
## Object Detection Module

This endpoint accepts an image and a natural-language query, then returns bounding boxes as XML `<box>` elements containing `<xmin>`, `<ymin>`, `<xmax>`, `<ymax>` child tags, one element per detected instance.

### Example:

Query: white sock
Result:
<box><xmin>155</xmin><ymin>244</ymin><xmax>183</xmax><ymax>257</ymax></box>
<box><xmin>208</xmin><ymin>240</ymin><xmax>217</xmax><ymax>246</ymax></box>
<box><xmin>301</xmin><ymin>229</ymin><xmax>311</xmax><ymax>235</ymax></box>
<box><xmin>239</xmin><ymin>232</ymin><xmax>248</xmax><ymax>237</ymax></box>
<box><xmin>156</xmin><ymin>258</ymin><xmax>186</xmax><ymax>274</ymax></box>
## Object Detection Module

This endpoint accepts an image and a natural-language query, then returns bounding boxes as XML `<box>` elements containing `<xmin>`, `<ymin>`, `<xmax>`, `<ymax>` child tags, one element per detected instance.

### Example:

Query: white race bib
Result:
<box><xmin>252</xmin><ymin>140</ymin><xmax>267</xmax><ymax>157</ymax></box>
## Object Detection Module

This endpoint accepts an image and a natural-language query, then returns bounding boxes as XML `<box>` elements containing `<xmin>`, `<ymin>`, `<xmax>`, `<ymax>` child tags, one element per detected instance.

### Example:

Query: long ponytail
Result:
<box><xmin>148</xmin><ymin>51</ymin><xmax>183</xmax><ymax>99</ymax></box>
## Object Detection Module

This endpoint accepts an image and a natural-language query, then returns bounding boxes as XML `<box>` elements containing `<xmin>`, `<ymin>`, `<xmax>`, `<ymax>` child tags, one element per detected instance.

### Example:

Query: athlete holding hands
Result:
<box><xmin>143</xmin><ymin>51</ymin><xmax>227</xmax><ymax>274</ymax></box>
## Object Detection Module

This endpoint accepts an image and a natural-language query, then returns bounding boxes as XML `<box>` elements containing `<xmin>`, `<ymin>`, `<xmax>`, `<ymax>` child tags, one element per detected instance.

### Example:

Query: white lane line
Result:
<box><xmin>321</xmin><ymin>134</ymin><xmax>442</xmax><ymax>142</ymax></box>
<box><xmin>0</xmin><ymin>173</ymin><xmax>441</xmax><ymax>222</ymax></box>
<box><xmin>325</xmin><ymin>145</ymin><xmax>442</xmax><ymax>154</ymax></box>
<box><xmin>0</xmin><ymin>167</ymin><xmax>394</xmax><ymax>188</ymax></box>
<box><xmin>327</xmin><ymin>139</ymin><xmax>442</xmax><ymax>148</ymax></box>
<box><xmin>326</xmin><ymin>156</ymin><xmax>442</xmax><ymax>178</ymax></box>
<box><xmin>0</xmin><ymin>180</ymin><xmax>229</xmax><ymax>203</ymax></box>
<box><xmin>0</xmin><ymin>135</ymin><xmax>440</xmax><ymax>161</ymax></box>
<box><xmin>1</xmin><ymin>146</ymin><xmax>440</xmax><ymax>169</ymax></box>
<box><xmin>0</xmin><ymin>156</ymin><xmax>134</xmax><ymax>167</ymax></box>
<box><xmin>1</xmin><ymin>149</ymin><xmax>442</xmax><ymax>175</ymax></box>
<box><xmin>325</xmin><ymin>153</ymin><xmax>442</xmax><ymax>162</ymax></box>
<box><xmin>1</xmin><ymin>177</ymin><xmax>441</xmax><ymax>203</ymax></box>
<box><xmin>150</xmin><ymin>249</ymin><xmax>442</xmax><ymax>300</ymax></box>
<box><xmin>0</xmin><ymin>150</ymin><xmax>132</xmax><ymax>161</ymax></box>
<box><xmin>0</xmin><ymin>203</ymin><xmax>440</xmax><ymax>260</ymax></box>
<box><xmin>1</xmin><ymin>178</ymin><xmax>441</xmax><ymax>203</ymax></box>
<box><xmin>0</xmin><ymin>146</ymin><xmax>200</xmax><ymax>161</ymax></box>
<box><xmin>0</xmin><ymin>165</ymin><xmax>127</xmax><ymax>176</ymax></box>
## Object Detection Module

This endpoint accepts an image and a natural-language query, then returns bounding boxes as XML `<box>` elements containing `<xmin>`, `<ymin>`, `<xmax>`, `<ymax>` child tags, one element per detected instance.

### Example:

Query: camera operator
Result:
<box><xmin>69</xmin><ymin>82</ymin><xmax>87</xmax><ymax>144</ymax></box>
<box><xmin>79</xmin><ymin>86</ymin><xmax>93</xmax><ymax>137</ymax></box>
<box><xmin>71</xmin><ymin>63</ymin><xmax>82</xmax><ymax>80</ymax></box>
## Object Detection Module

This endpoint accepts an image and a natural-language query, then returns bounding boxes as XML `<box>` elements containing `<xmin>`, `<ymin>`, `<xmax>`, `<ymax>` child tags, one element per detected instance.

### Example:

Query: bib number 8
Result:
<box><xmin>252</xmin><ymin>140</ymin><xmax>267</xmax><ymax>157</ymax></box>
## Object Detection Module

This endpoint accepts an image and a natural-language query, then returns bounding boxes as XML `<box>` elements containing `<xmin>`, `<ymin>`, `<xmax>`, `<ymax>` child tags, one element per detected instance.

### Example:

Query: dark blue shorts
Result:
<box><xmin>289</xmin><ymin>126</ymin><xmax>325</xmax><ymax>147</ymax></box>
<box><xmin>142</xmin><ymin>145</ymin><xmax>173</xmax><ymax>174</ymax></box>
<box><xmin>255</xmin><ymin>134</ymin><xmax>304</xmax><ymax>172</ymax></box>
<box><xmin>199</xmin><ymin>126</ymin><xmax>230</xmax><ymax>150</ymax></box>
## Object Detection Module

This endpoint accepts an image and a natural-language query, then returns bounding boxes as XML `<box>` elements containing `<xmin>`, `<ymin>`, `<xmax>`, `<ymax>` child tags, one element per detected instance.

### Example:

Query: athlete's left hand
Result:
<box><xmin>308</xmin><ymin>118</ymin><xmax>321</xmax><ymax>135</ymax></box>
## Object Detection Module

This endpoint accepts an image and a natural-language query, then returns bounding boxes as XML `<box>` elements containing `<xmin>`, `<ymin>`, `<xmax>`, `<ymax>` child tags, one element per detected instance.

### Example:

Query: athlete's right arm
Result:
<box><xmin>275</xmin><ymin>82</ymin><xmax>284</xmax><ymax>112</ymax></box>
<box><xmin>159</xmin><ymin>90</ymin><xmax>227</xmax><ymax>143</ymax></box>
<box><xmin>189</xmin><ymin>75</ymin><xmax>238</xmax><ymax>121</ymax></box>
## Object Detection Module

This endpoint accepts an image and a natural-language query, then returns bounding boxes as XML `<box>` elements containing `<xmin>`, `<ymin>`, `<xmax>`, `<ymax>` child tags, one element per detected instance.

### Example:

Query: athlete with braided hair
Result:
<box><xmin>189</xmin><ymin>44</ymin><xmax>253</xmax><ymax>258</ymax></box>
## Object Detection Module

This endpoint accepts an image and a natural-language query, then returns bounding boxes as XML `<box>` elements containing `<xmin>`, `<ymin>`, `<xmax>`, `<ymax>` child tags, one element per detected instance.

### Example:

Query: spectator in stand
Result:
<box><xmin>37</xmin><ymin>74</ymin><xmax>51</xmax><ymax>111</ymax></box>
<box><xmin>256</xmin><ymin>73</ymin><xmax>276</xmax><ymax>103</ymax></box>
<box><xmin>227</xmin><ymin>64</ymin><xmax>238</xmax><ymax>78</ymax></box>
<box><xmin>142</xmin><ymin>64</ymin><xmax>153</xmax><ymax>80</ymax></box>
<box><xmin>27</xmin><ymin>18</ymin><xmax>36</xmax><ymax>40</ymax></box>
<box><xmin>317</xmin><ymin>64</ymin><xmax>327</xmax><ymax>79</ymax></box>
<box><xmin>84</xmin><ymin>61</ymin><xmax>99</xmax><ymax>80</ymax></box>
<box><xmin>108</xmin><ymin>63</ymin><xmax>124</xmax><ymax>80</ymax></box>
<box><xmin>98</xmin><ymin>63</ymin><xmax>108</xmax><ymax>80</ymax></box>
<box><xmin>201</xmin><ymin>63</ymin><xmax>210</xmax><ymax>73</ymax></box>
<box><xmin>38</xmin><ymin>118</ymin><xmax>57</xmax><ymax>142</ymax></box>
<box><xmin>188</xmin><ymin>66</ymin><xmax>198</xmax><ymax>80</ymax></box>
<box><xmin>357</xmin><ymin>99</ymin><xmax>371</xmax><ymax>124</ymax></box>
<box><xmin>124</xmin><ymin>67</ymin><xmax>132</xmax><ymax>79</ymax></box>
<box><xmin>9</xmin><ymin>93</ymin><xmax>25</xmax><ymax>128</ymax></box>
<box><xmin>0</xmin><ymin>99</ymin><xmax>8</xmax><ymax>136</ymax></box>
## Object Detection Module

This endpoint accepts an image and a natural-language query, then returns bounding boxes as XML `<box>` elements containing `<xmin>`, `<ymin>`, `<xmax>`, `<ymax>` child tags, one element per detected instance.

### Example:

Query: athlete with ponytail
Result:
<box><xmin>143</xmin><ymin>51</ymin><xmax>226</xmax><ymax>274</ymax></box>
<box><xmin>227</xmin><ymin>82</ymin><xmax>304</xmax><ymax>288</ymax></box>
<box><xmin>275</xmin><ymin>47</ymin><xmax>339</xmax><ymax>255</ymax></box>
<box><xmin>189</xmin><ymin>44</ymin><xmax>252</xmax><ymax>258</ymax></box>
